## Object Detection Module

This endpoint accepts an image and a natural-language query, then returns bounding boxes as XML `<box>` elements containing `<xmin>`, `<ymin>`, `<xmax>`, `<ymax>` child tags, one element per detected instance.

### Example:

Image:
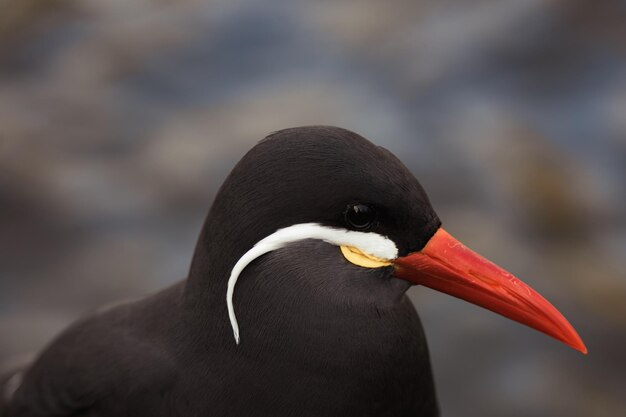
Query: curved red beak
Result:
<box><xmin>394</xmin><ymin>228</ymin><xmax>587</xmax><ymax>354</ymax></box>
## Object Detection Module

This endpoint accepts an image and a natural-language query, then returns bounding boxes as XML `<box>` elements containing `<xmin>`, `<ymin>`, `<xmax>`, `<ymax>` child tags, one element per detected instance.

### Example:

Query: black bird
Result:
<box><xmin>1</xmin><ymin>126</ymin><xmax>585</xmax><ymax>417</ymax></box>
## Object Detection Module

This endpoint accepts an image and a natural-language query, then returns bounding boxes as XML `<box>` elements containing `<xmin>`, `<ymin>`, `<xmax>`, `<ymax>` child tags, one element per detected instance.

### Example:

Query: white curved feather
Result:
<box><xmin>226</xmin><ymin>222</ymin><xmax>398</xmax><ymax>344</ymax></box>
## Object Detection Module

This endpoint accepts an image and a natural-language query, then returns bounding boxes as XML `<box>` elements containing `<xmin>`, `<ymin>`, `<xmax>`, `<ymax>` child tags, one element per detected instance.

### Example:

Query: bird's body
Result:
<box><xmin>1</xmin><ymin>126</ymin><xmax>584</xmax><ymax>416</ymax></box>
<box><xmin>5</xmin><ymin>245</ymin><xmax>437</xmax><ymax>417</ymax></box>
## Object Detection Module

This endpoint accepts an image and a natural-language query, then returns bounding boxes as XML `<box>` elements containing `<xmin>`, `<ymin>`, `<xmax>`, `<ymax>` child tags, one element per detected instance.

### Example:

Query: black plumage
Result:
<box><xmin>2</xmin><ymin>126</ymin><xmax>442</xmax><ymax>416</ymax></box>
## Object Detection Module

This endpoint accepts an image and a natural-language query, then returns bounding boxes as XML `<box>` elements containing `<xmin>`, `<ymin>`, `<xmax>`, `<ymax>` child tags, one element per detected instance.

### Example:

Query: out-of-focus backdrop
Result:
<box><xmin>1</xmin><ymin>1</ymin><xmax>625</xmax><ymax>416</ymax></box>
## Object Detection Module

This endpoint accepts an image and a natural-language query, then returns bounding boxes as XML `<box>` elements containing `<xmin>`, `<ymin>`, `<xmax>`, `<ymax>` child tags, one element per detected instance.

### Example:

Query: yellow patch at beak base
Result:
<box><xmin>340</xmin><ymin>246</ymin><xmax>393</xmax><ymax>268</ymax></box>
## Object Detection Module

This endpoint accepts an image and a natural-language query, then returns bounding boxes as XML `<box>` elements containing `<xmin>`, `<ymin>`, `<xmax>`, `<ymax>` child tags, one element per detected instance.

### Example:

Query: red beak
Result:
<box><xmin>394</xmin><ymin>228</ymin><xmax>587</xmax><ymax>354</ymax></box>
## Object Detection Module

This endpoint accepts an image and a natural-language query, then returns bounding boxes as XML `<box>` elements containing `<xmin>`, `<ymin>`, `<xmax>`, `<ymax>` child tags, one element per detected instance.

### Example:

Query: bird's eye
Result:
<box><xmin>345</xmin><ymin>204</ymin><xmax>377</xmax><ymax>230</ymax></box>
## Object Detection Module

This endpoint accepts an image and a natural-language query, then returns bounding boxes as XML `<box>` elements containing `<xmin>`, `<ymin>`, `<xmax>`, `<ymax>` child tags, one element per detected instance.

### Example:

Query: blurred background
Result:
<box><xmin>1</xmin><ymin>0</ymin><xmax>625</xmax><ymax>415</ymax></box>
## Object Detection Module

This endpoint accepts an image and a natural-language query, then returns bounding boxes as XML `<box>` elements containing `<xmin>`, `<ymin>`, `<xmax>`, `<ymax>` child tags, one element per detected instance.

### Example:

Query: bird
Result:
<box><xmin>1</xmin><ymin>126</ymin><xmax>586</xmax><ymax>417</ymax></box>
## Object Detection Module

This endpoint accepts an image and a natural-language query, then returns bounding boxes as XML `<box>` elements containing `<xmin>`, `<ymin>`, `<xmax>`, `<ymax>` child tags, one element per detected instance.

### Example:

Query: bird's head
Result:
<box><xmin>191</xmin><ymin>126</ymin><xmax>586</xmax><ymax>354</ymax></box>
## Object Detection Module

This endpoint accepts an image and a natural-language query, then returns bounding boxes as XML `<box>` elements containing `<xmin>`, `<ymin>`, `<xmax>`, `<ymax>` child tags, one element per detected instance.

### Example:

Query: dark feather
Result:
<box><xmin>3</xmin><ymin>127</ymin><xmax>440</xmax><ymax>416</ymax></box>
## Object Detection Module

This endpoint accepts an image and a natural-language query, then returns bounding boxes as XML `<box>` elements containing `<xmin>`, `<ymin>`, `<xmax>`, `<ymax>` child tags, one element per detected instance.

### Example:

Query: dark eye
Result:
<box><xmin>345</xmin><ymin>204</ymin><xmax>377</xmax><ymax>230</ymax></box>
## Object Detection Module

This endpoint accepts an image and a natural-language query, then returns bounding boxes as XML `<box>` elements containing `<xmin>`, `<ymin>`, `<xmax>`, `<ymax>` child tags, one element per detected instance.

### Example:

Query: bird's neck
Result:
<box><xmin>182</xmin><ymin>252</ymin><xmax>439</xmax><ymax>416</ymax></box>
